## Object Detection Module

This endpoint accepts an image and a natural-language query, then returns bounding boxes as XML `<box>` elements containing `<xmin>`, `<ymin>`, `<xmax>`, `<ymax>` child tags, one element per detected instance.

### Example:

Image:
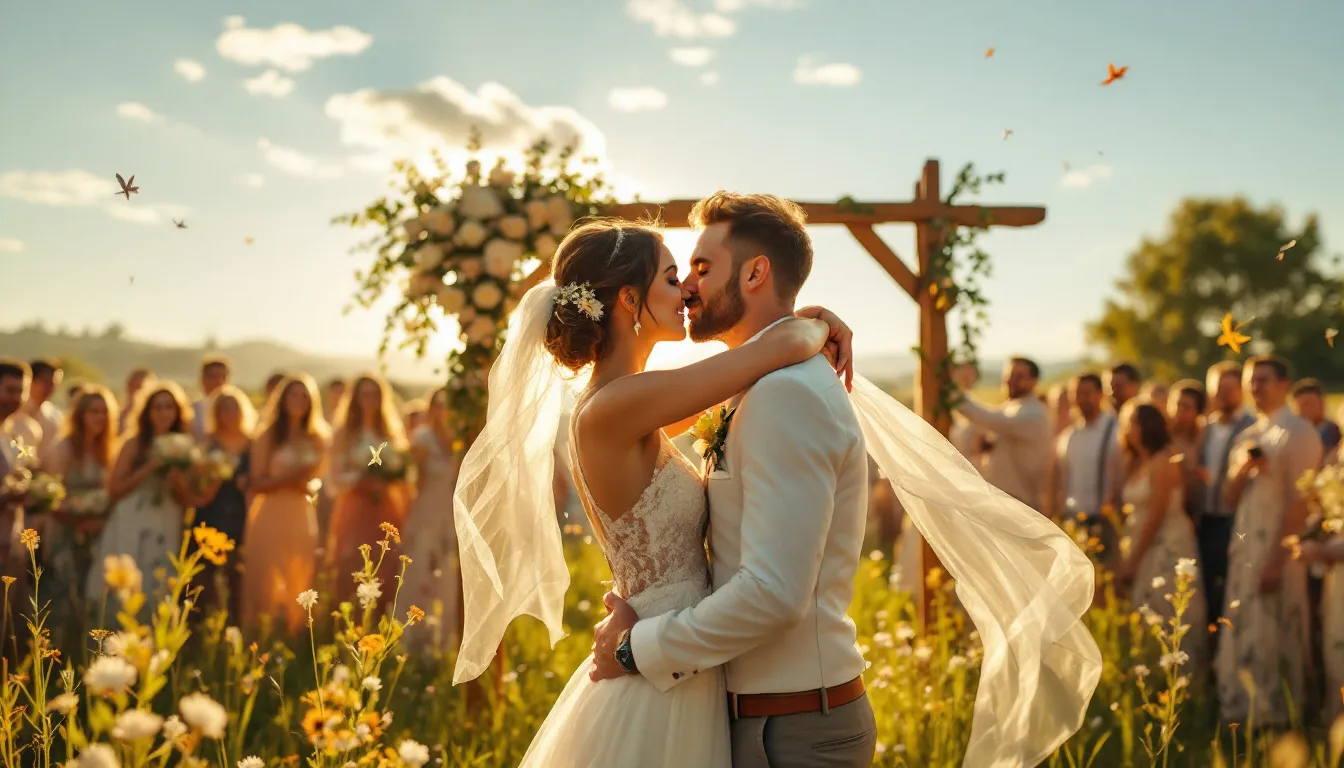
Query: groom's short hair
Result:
<box><xmin>689</xmin><ymin>192</ymin><xmax>812</xmax><ymax>302</ymax></box>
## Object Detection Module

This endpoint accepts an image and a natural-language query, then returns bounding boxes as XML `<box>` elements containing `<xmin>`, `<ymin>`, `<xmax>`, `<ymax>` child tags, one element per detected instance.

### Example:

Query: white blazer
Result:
<box><xmin>630</xmin><ymin>352</ymin><xmax>870</xmax><ymax>695</ymax></box>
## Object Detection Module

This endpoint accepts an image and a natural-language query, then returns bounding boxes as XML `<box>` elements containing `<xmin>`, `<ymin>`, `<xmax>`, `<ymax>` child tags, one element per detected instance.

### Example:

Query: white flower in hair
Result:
<box><xmin>556</xmin><ymin>282</ymin><xmax>603</xmax><ymax>321</ymax></box>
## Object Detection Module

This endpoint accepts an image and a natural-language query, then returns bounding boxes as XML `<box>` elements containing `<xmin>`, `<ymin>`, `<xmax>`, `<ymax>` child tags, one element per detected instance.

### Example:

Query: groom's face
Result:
<box><xmin>685</xmin><ymin>223</ymin><xmax>746</xmax><ymax>342</ymax></box>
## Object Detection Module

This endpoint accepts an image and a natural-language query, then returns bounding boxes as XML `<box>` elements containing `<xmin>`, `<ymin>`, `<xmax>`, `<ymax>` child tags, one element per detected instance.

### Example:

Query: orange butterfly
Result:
<box><xmin>1101</xmin><ymin>62</ymin><xmax>1128</xmax><ymax>86</ymax></box>
<box><xmin>1217</xmin><ymin>313</ymin><xmax>1251</xmax><ymax>354</ymax></box>
<box><xmin>985</xmin><ymin>47</ymin><xmax>995</xmax><ymax>58</ymax></box>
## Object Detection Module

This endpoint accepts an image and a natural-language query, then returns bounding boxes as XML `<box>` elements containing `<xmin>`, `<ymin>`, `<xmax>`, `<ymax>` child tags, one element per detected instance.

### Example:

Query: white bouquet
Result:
<box><xmin>199</xmin><ymin>448</ymin><xmax>237</xmax><ymax>483</ymax></box>
<box><xmin>26</xmin><ymin>472</ymin><xmax>66</xmax><ymax>514</ymax></box>
<box><xmin>65</xmin><ymin>488</ymin><xmax>111</xmax><ymax>518</ymax></box>
<box><xmin>151</xmin><ymin>433</ymin><xmax>201</xmax><ymax>471</ymax></box>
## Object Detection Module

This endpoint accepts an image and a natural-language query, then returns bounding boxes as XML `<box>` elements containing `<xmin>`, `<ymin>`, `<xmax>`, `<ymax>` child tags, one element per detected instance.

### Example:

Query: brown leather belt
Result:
<box><xmin>729</xmin><ymin>676</ymin><xmax>865</xmax><ymax>719</ymax></box>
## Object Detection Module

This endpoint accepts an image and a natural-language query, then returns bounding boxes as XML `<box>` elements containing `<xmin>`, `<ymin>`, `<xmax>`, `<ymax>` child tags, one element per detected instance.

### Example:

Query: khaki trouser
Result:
<box><xmin>730</xmin><ymin>694</ymin><xmax>877</xmax><ymax>768</ymax></box>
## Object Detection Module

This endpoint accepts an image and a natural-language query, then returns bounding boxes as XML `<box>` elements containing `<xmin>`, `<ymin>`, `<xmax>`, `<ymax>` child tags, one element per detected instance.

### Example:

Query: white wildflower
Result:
<box><xmin>1174</xmin><ymin>557</ymin><xmax>1198</xmax><ymax>579</ymax></box>
<box><xmin>297</xmin><ymin>589</ymin><xmax>319</xmax><ymax>610</ymax></box>
<box><xmin>179</xmin><ymin>691</ymin><xmax>228</xmax><ymax>738</ymax></box>
<box><xmin>895</xmin><ymin>623</ymin><xmax>916</xmax><ymax>642</ymax></box>
<box><xmin>162</xmin><ymin>715</ymin><xmax>188</xmax><ymax>741</ymax></box>
<box><xmin>356</xmin><ymin>579</ymin><xmax>383</xmax><ymax>610</ymax></box>
<box><xmin>111</xmin><ymin>709</ymin><xmax>163</xmax><ymax>741</ymax></box>
<box><xmin>948</xmin><ymin>654</ymin><xmax>968</xmax><ymax>670</ymax></box>
<box><xmin>69</xmin><ymin>744</ymin><xmax>119</xmax><ymax>768</ymax></box>
<box><xmin>47</xmin><ymin>692</ymin><xmax>79</xmax><ymax>715</ymax></box>
<box><xmin>332</xmin><ymin>665</ymin><xmax>351</xmax><ymax>684</ymax></box>
<box><xmin>1133</xmin><ymin>664</ymin><xmax>1151</xmax><ymax>678</ymax></box>
<box><xmin>84</xmin><ymin>656</ymin><xmax>138</xmax><ymax>695</ymax></box>
<box><xmin>398</xmin><ymin>739</ymin><xmax>431</xmax><ymax>767</ymax></box>
<box><xmin>1150</xmin><ymin>576</ymin><xmax>1166</xmax><ymax>590</ymax></box>
<box><xmin>872</xmin><ymin>632</ymin><xmax>894</xmax><ymax>649</ymax></box>
<box><xmin>1159</xmin><ymin>651</ymin><xmax>1189</xmax><ymax>670</ymax></box>
<box><xmin>362</xmin><ymin>676</ymin><xmax>382</xmax><ymax>692</ymax></box>
<box><xmin>225</xmin><ymin>626</ymin><xmax>243</xmax><ymax>653</ymax></box>
<box><xmin>237</xmin><ymin>758</ymin><xmax>265</xmax><ymax>768</ymax></box>
<box><xmin>914</xmin><ymin>645</ymin><xmax>933</xmax><ymax>662</ymax></box>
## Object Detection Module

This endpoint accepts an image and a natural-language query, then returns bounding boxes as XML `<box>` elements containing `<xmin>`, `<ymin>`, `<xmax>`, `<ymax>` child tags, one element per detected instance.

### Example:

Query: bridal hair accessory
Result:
<box><xmin>606</xmin><ymin>226</ymin><xmax>626</xmax><ymax>264</ymax></box>
<box><xmin>555</xmin><ymin>282</ymin><xmax>604</xmax><ymax>322</ymax></box>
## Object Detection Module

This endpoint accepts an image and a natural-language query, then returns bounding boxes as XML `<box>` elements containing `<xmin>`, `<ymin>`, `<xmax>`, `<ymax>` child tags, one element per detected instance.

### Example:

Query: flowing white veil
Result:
<box><xmin>850</xmin><ymin>374</ymin><xmax>1102</xmax><ymax>767</ymax></box>
<box><xmin>453</xmin><ymin>280</ymin><xmax>574</xmax><ymax>684</ymax></box>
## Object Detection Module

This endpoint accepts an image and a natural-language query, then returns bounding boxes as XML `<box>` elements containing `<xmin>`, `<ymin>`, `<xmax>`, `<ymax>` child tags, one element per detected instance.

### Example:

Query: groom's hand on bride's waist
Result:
<box><xmin>589</xmin><ymin>592</ymin><xmax>639</xmax><ymax>682</ymax></box>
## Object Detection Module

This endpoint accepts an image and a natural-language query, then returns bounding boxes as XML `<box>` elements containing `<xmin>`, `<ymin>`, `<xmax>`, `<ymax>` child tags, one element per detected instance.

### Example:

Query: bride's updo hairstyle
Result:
<box><xmin>544</xmin><ymin>219</ymin><xmax>665</xmax><ymax>372</ymax></box>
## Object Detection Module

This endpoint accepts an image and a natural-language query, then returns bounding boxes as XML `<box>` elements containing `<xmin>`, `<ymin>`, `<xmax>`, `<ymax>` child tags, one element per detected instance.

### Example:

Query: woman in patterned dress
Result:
<box><xmin>400</xmin><ymin>386</ymin><xmax>461</xmax><ymax>652</ymax></box>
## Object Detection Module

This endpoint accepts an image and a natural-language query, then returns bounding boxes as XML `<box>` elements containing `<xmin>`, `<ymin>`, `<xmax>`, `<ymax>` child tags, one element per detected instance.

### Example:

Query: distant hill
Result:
<box><xmin>0</xmin><ymin>323</ymin><xmax>440</xmax><ymax>399</ymax></box>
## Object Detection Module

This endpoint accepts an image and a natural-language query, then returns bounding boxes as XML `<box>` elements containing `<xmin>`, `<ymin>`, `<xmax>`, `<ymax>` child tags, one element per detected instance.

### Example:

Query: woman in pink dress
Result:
<box><xmin>400</xmin><ymin>387</ymin><xmax>461</xmax><ymax>651</ymax></box>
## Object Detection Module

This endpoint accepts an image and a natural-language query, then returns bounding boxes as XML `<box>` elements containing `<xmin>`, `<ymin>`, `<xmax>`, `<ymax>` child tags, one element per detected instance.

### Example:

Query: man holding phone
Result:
<box><xmin>1216</xmin><ymin>355</ymin><xmax>1322</xmax><ymax>727</ymax></box>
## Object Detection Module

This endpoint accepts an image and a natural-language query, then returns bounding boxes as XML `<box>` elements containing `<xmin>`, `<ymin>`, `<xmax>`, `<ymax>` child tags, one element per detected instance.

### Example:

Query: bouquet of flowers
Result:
<box><xmin>64</xmin><ymin>488</ymin><xmax>111</xmax><ymax>518</ymax></box>
<box><xmin>198</xmin><ymin>448</ymin><xmax>237</xmax><ymax>484</ymax></box>
<box><xmin>151</xmin><ymin>433</ymin><xmax>202</xmax><ymax>472</ymax></box>
<box><xmin>25</xmin><ymin>472</ymin><xmax>66</xmax><ymax>514</ymax></box>
<box><xmin>1296</xmin><ymin>461</ymin><xmax>1344</xmax><ymax>540</ymax></box>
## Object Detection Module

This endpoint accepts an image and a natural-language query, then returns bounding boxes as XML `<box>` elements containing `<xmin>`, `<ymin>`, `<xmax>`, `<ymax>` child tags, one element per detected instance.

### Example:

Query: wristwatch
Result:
<box><xmin>614</xmin><ymin>629</ymin><xmax>639</xmax><ymax>675</ymax></box>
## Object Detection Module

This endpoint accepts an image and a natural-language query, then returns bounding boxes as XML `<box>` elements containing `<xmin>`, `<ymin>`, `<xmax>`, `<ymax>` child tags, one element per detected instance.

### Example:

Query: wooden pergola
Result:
<box><xmin>607</xmin><ymin>158</ymin><xmax>1048</xmax><ymax>625</ymax></box>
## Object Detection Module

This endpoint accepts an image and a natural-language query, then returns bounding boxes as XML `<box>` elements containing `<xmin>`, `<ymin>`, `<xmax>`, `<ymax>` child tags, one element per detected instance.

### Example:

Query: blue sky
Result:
<box><xmin>1</xmin><ymin>0</ymin><xmax>1340</xmax><ymax>376</ymax></box>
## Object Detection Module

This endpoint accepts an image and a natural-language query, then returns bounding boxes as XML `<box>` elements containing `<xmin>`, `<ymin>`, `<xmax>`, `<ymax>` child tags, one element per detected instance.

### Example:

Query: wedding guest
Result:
<box><xmin>947</xmin><ymin>362</ymin><xmax>985</xmax><ymax>467</ymax></box>
<box><xmin>1196</xmin><ymin>361</ymin><xmax>1255</xmax><ymax>649</ymax></box>
<box><xmin>263</xmin><ymin>372</ymin><xmax>286</xmax><ymax>402</ymax></box>
<box><xmin>1217</xmin><ymin>355</ymin><xmax>1322</xmax><ymax>726</ymax></box>
<box><xmin>242</xmin><ymin>375</ymin><xmax>327</xmax><ymax>636</ymax></box>
<box><xmin>1047</xmin><ymin>382</ymin><xmax>1073</xmax><ymax>437</ymax></box>
<box><xmin>401</xmin><ymin>387</ymin><xmax>463</xmax><ymax>651</ymax></box>
<box><xmin>955</xmin><ymin>357</ymin><xmax>1052</xmax><ymax>510</ymax></box>
<box><xmin>190</xmin><ymin>384</ymin><xmax>255</xmax><ymax>620</ymax></box>
<box><xmin>1051</xmin><ymin>373</ymin><xmax>1123</xmax><ymax>557</ymax></box>
<box><xmin>1291</xmin><ymin>378</ymin><xmax>1341</xmax><ymax>466</ymax></box>
<box><xmin>326</xmin><ymin>373</ymin><xmax>410</xmax><ymax>614</ymax></box>
<box><xmin>42</xmin><ymin>385</ymin><xmax>119</xmax><ymax>645</ymax></box>
<box><xmin>1141</xmin><ymin>380</ymin><xmax>1170</xmax><ymax>416</ymax></box>
<box><xmin>403</xmin><ymin>397</ymin><xmax>428</xmax><ymax>437</ymax></box>
<box><xmin>1166</xmin><ymin>380</ymin><xmax>1207</xmax><ymax>517</ymax></box>
<box><xmin>86</xmin><ymin>382</ymin><xmax>195</xmax><ymax>622</ymax></box>
<box><xmin>323</xmin><ymin>377</ymin><xmax>347</xmax><ymax>425</ymax></box>
<box><xmin>25</xmin><ymin>358</ymin><xmax>63</xmax><ymax>458</ymax></box>
<box><xmin>1295</xmin><ymin>535</ymin><xmax>1344</xmax><ymax>723</ymax></box>
<box><xmin>1106</xmin><ymin>362</ymin><xmax>1142</xmax><ymax>415</ymax></box>
<box><xmin>192</xmin><ymin>355</ymin><xmax>231</xmax><ymax>440</ymax></box>
<box><xmin>0</xmin><ymin>359</ymin><xmax>33</xmax><ymax>656</ymax></box>
<box><xmin>118</xmin><ymin>367</ymin><xmax>153</xmax><ymax>434</ymax></box>
<box><xmin>1116</xmin><ymin>401</ymin><xmax>1208</xmax><ymax>682</ymax></box>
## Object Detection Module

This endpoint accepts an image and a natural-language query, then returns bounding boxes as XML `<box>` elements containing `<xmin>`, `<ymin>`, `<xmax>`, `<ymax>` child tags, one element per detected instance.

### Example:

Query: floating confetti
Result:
<box><xmin>1276</xmin><ymin>239</ymin><xmax>1297</xmax><ymax>260</ymax></box>
<box><xmin>1217</xmin><ymin>313</ymin><xmax>1252</xmax><ymax>354</ymax></box>
<box><xmin>244</xmin><ymin>237</ymin><xmax>254</xmax><ymax>246</ymax></box>
<box><xmin>1001</xmin><ymin>128</ymin><xmax>1013</xmax><ymax>141</ymax></box>
<box><xmin>114</xmin><ymin>173</ymin><xmax>139</xmax><ymax>200</ymax></box>
<box><xmin>368</xmin><ymin>441</ymin><xmax>388</xmax><ymax>467</ymax></box>
<box><xmin>1101</xmin><ymin>62</ymin><xmax>1128</xmax><ymax>86</ymax></box>
<box><xmin>1328</xmin><ymin>328</ymin><xmax>1338</xmax><ymax>347</ymax></box>
<box><xmin>173</xmin><ymin>219</ymin><xmax>187</xmax><ymax>229</ymax></box>
<box><xmin>984</xmin><ymin>47</ymin><xmax>995</xmax><ymax>58</ymax></box>
<box><xmin>10</xmin><ymin>438</ymin><xmax>34</xmax><ymax>462</ymax></box>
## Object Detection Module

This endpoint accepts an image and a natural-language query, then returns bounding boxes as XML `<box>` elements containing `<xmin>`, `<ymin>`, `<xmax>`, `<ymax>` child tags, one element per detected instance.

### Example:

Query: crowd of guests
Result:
<box><xmin>895</xmin><ymin>355</ymin><xmax>1344</xmax><ymax>728</ymax></box>
<box><xmin>0</xmin><ymin>355</ymin><xmax>465</xmax><ymax>654</ymax></box>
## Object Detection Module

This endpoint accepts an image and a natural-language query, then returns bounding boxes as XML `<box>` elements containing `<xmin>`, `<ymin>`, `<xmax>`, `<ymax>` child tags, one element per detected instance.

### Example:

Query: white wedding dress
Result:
<box><xmin>519</xmin><ymin>425</ymin><xmax>731</xmax><ymax>767</ymax></box>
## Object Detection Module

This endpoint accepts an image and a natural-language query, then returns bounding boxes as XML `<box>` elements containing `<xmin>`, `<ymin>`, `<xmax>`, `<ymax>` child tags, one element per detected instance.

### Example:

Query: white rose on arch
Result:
<box><xmin>483</xmin><ymin>239</ymin><xmax>525</xmax><ymax>280</ymax></box>
<box><xmin>459</xmin><ymin>257</ymin><xmax>482</xmax><ymax>280</ymax></box>
<box><xmin>425</xmin><ymin>205</ymin><xmax>456</xmax><ymax>237</ymax></box>
<box><xmin>459</xmin><ymin>185</ymin><xmax>504</xmax><ymax>220</ymax></box>
<box><xmin>545</xmin><ymin>195</ymin><xmax>574</xmax><ymax>232</ymax></box>
<box><xmin>409</xmin><ymin>273</ymin><xmax>441</xmax><ymax>298</ymax></box>
<box><xmin>525</xmin><ymin>199</ymin><xmax>550</xmax><ymax>231</ymax></box>
<box><xmin>436</xmin><ymin>284</ymin><xmax>467</xmax><ymax>313</ymax></box>
<box><xmin>497</xmin><ymin>215</ymin><xmax>528</xmax><ymax>241</ymax></box>
<box><xmin>533</xmin><ymin>233</ymin><xmax>559</xmax><ymax>260</ymax></box>
<box><xmin>455</xmin><ymin>220</ymin><xmax>488</xmax><ymax>249</ymax></box>
<box><xmin>404</xmin><ymin>218</ymin><xmax>427</xmax><ymax>242</ymax></box>
<box><xmin>413</xmin><ymin>243</ymin><xmax>445</xmax><ymax>272</ymax></box>
<box><xmin>464</xmin><ymin>316</ymin><xmax>497</xmax><ymax>345</ymax></box>
<box><xmin>471</xmin><ymin>281</ymin><xmax>504</xmax><ymax>311</ymax></box>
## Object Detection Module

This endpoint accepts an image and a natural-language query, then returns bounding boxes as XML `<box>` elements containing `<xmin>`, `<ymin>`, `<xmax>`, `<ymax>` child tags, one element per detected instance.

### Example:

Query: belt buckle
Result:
<box><xmin>729</xmin><ymin>692</ymin><xmax>740</xmax><ymax>720</ymax></box>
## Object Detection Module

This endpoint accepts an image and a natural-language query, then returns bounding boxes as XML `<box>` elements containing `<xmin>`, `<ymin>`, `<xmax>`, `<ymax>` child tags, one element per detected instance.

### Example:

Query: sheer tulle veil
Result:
<box><xmin>452</xmin><ymin>277</ymin><xmax>1101</xmax><ymax>764</ymax></box>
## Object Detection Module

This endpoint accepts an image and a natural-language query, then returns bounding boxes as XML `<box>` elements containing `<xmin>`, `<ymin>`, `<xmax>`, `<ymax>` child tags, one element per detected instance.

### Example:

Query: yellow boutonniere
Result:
<box><xmin>690</xmin><ymin>405</ymin><xmax>736</xmax><ymax>473</ymax></box>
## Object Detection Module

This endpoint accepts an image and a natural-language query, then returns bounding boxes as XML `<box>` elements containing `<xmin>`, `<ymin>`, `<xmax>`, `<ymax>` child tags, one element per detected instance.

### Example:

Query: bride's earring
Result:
<box><xmin>633</xmin><ymin>319</ymin><xmax>642</xmax><ymax>335</ymax></box>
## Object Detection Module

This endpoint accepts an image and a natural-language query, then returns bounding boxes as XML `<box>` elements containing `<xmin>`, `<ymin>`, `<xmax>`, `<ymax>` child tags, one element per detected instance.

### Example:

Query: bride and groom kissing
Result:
<box><xmin>452</xmin><ymin>192</ymin><xmax>1103</xmax><ymax>767</ymax></box>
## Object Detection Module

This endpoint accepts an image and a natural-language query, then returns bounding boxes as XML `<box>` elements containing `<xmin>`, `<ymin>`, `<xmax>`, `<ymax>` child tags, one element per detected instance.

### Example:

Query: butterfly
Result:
<box><xmin>368</xmin><ymin>441</ymin><xmax>388</xmax><ymax>467</ymax></box>
<box><xmin>984</xmin><ymin>47</ymin><xmax>995</xmax><ymax>58</ymax></box>
<box><xmin>1327</xmin><ymin>328</ymin><xmax>1338</xmax><ymax>348</ymax></box>
<box><xmin>173</xmin><ymin>219</ymin><xmax>187</xmax><ymax>229</ymax></box>
<box><xmin>1277</xmin><ymin>239</ymin><xmax>1297</xmax><ymax>260</ymax></box>
<box><xmin>114</xmin><ymin>173</ymin><xmax>139</xmax><ymax>200</ymax></box>
<box><xmin>1101</xmin><ymin>62</ymin><xmax>1128</xmax><ymax>86</ymax></box>
<box><xmin>1217</xmin><ymin>313</ymin><xmax>1252</xmax><ymax>354</ymax></box>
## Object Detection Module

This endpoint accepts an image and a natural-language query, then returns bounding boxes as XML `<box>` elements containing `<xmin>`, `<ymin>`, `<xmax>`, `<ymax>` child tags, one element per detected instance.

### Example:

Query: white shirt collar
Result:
<box><xmin>744</xmin><ymin>316</ymin><xmax>793</xmax><ymax>345</ymax></box>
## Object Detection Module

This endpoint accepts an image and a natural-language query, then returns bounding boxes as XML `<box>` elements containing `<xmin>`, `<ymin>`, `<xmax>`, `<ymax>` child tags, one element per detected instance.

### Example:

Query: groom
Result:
<box><xmin>591</xmin><ymin>192</ymin><xmax>876</xmax><ymax>767</ymax></box>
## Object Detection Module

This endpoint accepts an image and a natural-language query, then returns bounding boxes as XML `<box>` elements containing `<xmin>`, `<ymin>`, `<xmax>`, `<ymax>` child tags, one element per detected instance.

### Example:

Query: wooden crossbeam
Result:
<box><xmin>608</xmin><ymin>200</ymin><xmax>1045</xmax><ymax>229</ymax></box>
<box><xmin>845</xmin><ymin>224</ymin><xmax>919</xmax><ymax>300</ymax></box>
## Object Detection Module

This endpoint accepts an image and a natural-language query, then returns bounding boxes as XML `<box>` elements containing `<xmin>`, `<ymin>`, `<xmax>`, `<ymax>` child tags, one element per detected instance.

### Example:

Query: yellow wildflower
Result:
<box><xmin>407</xmin><ymin>605</ymin><xmax>425</xmax><ymax>625</ymax></box>
<box><xmin>357</xmin><ymin>634</ymin><xmax>386</xmax><ymax>657</ymax></box>
<box><xmin>192</xmin><ymin>523</ymin><xmax>235</xmax><ymax>566</ymax></box>
<box><xmin>19</xmin><ymin>528</ymin><xmax>38</xmax><ymax>551</ymax></box>
<box><xmin>379</xmin><ymin>522</ymin><xmax>401</xmax><ymax>545</ymax></box>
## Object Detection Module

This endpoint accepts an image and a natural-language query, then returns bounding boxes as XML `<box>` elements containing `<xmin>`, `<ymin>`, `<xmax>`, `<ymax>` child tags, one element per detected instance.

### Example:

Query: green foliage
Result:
<box><xmin>1087</xmin><ymin>197</ymin><xmax>1344</xmax><ymax>382</ymax></box>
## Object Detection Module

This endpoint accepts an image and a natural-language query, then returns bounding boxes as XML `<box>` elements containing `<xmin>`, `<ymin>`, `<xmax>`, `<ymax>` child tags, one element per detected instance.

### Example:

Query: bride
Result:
<box><xmin>453</xmin><ymin>219</ymin><xmax>848</xmax><ymax>765</ymax></box>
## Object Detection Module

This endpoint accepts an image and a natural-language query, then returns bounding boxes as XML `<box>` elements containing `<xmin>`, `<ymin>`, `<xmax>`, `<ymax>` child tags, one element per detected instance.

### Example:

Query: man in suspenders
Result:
<box><xmin>1052</xmin><ymin>372</ymin><xmax>1123</xmax><ymax>563</ymax></box>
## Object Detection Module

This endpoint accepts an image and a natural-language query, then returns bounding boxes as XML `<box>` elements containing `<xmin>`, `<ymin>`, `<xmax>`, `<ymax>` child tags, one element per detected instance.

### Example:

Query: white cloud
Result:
<box><xmin>216</xmin><ymin>16</ymin><xmax>372</xmax><ymax>72</ymax></box>
<box><xmin>670</xmin><ymin>47</ymin><xmax>714</xmax><ymax>67</ymax></box>
<box><xmin>1059</xmin><ymin>164</ymin><xmax>1114</xmax><ymax>189</ymax></box>
<box><xmin>608</xmin><ymin>87</ymin><xmax>669</xmax><ymax>112</ymax></box>
<box><xmin>244</xmin><ymin>69</ymin><xmax>296</xmax><ymax>97</ymax></box>
<box><xmin>627</xmin><ymin>0</ymin><xmax>735</xmax><ymax>38</ymax></box>
<box><xmin>325</xmin><ymin>76</ymin><xmax>608</xmax><ymax>169</ymax></box>
<box><xmin>0</xmin><ymin>169</ymin><xmax>188</xmax><ymax>225</ymax></box>
<box><xmin>714</xmin><ymin>0</ymin><xmax>798</xmax><ymax>9</ymax></box>
<box><xmin>174</xmin><ymin>58</ymin><xmax>206</xmax><ymax>82</ymax></box>
<box><xmin>116</xmin><ymin>102</ymin><xmax>163</xmax><ymax>123</ymax></box>
<box><xmin>0</xmin><ymin>238</ymin><xmax>23</xmax><ymax>253</ymax></box>
<box><xmin>239</xmin><ymin>173</ymin><xmax>266</xmax><ymax>188</ymax></box>
<box><xmin>256</xmin><ymin>138</ymin><xmax>344</xmax><ymax>179</ymax></box>
<box><xmin>794</xmin><ymin>56</ymin><xmax>861</xmax><ymax>87</ymax></box>
<box><xmin>700</xmin><ymin>71</ymin><xmax>721</xmax><ymax>86</ymax></box>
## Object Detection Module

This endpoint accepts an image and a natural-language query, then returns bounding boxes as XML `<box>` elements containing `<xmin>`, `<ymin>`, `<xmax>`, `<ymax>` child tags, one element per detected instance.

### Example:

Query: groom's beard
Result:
<box><xmin>688</xmin><ymin>273</ymin><xmax>746</xmax><ymax>343</ymax></box>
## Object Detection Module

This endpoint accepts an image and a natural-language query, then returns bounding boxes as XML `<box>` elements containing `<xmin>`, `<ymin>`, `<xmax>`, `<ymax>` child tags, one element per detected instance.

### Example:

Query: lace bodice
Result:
<box><xmin>568</xmin><ymin>420</ymin><xmax>711</xmax><ymax>616</ymax></box>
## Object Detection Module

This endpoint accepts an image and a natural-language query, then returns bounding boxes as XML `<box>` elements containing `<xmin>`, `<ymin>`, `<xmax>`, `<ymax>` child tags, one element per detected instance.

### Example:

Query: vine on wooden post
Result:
<box><xmin>915</xmin><ymin>162</ymin><xmax>1006</xmax><ymax>418</ymax></box>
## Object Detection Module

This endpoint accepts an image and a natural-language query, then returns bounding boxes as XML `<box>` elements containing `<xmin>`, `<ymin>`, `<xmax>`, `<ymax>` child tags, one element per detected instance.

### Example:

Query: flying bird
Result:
<box><xmin>114</xmin><ymin>173</ymin><xmax>139</xmax><ymax>200</ymax></box>
<box><xmin>173</xmin><ymin>219</ymin><xmax>187</xmax><ymax>229</ymax></box>
<box><xmin>984</xmin><ymin>47</ymin><xmax>995</xmax><ymax>58</ymax></box>
<box><xmin>1001</xmin><ymin>128</ymin><xmax>1013</xmax><ymax>141</ymax></box>
<box><xmin>368</xmin><ymin>441</ymin><xmax>388</xmax><ymax>467</ymax></box>
<box><xmin>1217</xmin><ymin>313</ymin><xmax>1252</xmax><ymax>354</ymax></box>
<box><xmin>1277</xmin><ymin>239</ymin><xmax>1297</xmax><ymax>260</ymax></box>
<box><xmin>1101</xmin><ymin>62</ymin><xmax>1128</xmax><ymax>86</ymax></box>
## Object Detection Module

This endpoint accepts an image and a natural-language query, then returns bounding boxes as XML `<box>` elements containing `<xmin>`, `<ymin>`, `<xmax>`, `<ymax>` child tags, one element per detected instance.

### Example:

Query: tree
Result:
<box><xmin>1087</xmin><ymin>197</ymin><xmax>1344</xmax><ymax>383</ymax></box>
